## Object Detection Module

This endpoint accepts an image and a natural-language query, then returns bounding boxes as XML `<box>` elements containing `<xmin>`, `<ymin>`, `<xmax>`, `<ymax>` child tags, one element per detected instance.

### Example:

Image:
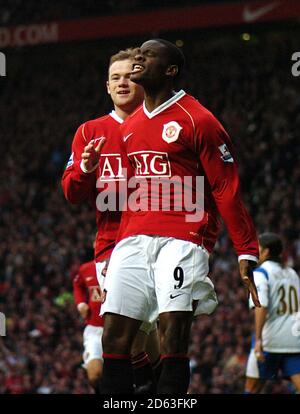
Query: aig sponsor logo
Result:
<box><xmin>128</xmin><ymin>151</ymin><xmax>171</xmax><ymax>178</ymax></box>
<box><xmin>98</xmin><ymin>154</ymin><xmax>125</xmax><ymax>181</ymax></box>
<box><xmin>88</xmin><ymin>286</ymin><xmax>102</xmax><ymax>302</ymax></box>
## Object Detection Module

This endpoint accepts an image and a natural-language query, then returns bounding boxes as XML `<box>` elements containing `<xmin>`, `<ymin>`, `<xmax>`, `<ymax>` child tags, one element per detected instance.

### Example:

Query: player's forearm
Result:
<box><xmin>73</xmin><ymin>286</ymin><xmax>88</xmax><ymax>305</ymax></box>
<box><xmin>61</xmin><ymin>163</ymin><xmax>95</xmax><ymax>204</ymax></box>
<box><xmin>215</xmin><ymin>191</ymin><xmax>259</xmax><ymax>260</ymax></box>
<box><xmin>255</xmin><ymin>306</ymin><xmax>267</xmax><ymax>340</ymax></box>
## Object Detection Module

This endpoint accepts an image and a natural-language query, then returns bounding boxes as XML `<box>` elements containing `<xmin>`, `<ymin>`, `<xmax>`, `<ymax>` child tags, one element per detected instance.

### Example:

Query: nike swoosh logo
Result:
<box><xmin>243</xmin><ymin>2</ymin><xmax>280</xmax><ymax>23</ymax></box>
<box><xmin>123</xmin><ymin>133</ymin><xmax>133</xmax><ymax>142</ymax></box>
<box><xmin>170</xmin><ymin>293</ymin><xmax>184</xmax><ymax>299</ymax></box>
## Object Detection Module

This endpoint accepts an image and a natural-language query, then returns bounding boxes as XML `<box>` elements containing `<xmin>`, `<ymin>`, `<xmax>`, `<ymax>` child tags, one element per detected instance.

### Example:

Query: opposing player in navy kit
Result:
<box><xmin>245</xmin><ymin>233</ymin><xmax>300</xmax><ymax>394</ymax></box>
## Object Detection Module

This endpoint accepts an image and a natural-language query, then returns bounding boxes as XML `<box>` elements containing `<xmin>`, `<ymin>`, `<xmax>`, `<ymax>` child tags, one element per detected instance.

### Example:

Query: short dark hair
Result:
<box><xmin>259</xmin><ymin>232</ymin><xmax>283</xmax><ymax>260</ymax></box>
<box><xmin>108</xmin><ymin>48</ymin><xmax>135</xmax><ymax>69</ymax></box>
<box><xmin>153</xmin><ymin>38</ymin><xmax>185</xmax><ymax>79</ymax></box>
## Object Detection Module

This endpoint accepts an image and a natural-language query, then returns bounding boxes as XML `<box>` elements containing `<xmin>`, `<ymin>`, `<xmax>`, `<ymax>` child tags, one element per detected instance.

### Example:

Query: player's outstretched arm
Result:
<box><xmin>62</xmin><ymin>124</ymin><xmax>100</xmax><ymax>203</ymax></box>
<box><xmin>73</xmin><ymin>269</ymin><xmax>89</xmax><ymax>312</ymax></box>
<box><xmin>196</xmin><ymin>113</ymin><xmax>259</xmax><ymax>278</ymax></box>
<box><xmin>239</xmin><ymin>259</ymin><xmax>261</xmax><ymax>307</ymax></box>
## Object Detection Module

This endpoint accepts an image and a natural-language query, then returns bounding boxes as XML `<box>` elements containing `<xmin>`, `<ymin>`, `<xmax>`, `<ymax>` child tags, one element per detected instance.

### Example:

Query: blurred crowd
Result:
<box><xmin>0</xmin><ymin>28</ymin><xmax>299</xmax><ymax>393</ymax></box>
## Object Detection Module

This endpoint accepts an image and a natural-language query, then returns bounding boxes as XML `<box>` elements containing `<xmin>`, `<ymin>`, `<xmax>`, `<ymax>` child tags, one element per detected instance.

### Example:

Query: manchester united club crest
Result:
<box><xmin>162</xmin><ymin>121</ymin><xmax>182</xmax><ymax>143</ymax></box>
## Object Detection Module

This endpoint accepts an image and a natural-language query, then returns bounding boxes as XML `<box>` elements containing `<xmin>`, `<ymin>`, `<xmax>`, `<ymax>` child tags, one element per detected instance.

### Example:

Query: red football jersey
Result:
<box><xmin>61</xmin><ymin>111</ymin><xmax>125</xmax><ymax>262</ymax></box>
<box><xmin>119</xmin><ymin>90</ymin><xmax>258</xmax><ymax>260</ymax></box>
<box><xmin>73</xmin><ymin>260</ymin><xmax>103</xmax><ymax>327</ymax></box>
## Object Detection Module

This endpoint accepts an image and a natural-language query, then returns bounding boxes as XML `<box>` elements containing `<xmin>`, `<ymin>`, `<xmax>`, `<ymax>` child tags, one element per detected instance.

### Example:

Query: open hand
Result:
<box><xmin>254</xmin><ymin>339</ymin><xmax>265</xmax><ymax>362</ymax></box>
<box><xmin>81</xmin><ymin>138</ymin><xmax>106</xmax><ymax>172</ymax></box>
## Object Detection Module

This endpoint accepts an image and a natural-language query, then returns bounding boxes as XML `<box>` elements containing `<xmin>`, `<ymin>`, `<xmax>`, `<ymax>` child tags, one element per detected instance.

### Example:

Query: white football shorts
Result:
<box><xmin>82</xmin><ymin>324</ymin><xmax>104</xmax><ymax>368</ymax></box>
<box><xmin>100</xmin><ymin>235</ymin><xmax>218</xmax><ymax>322</ymax></box>
<box><xmin>95</xmin><ymin>260</ymin><xmax>106</xmax><ymax>292</ymax></box>
<box><xmin>96</xmin><ymin>259</ymin><xmax>158</xmax><ymax>334</ymax></box>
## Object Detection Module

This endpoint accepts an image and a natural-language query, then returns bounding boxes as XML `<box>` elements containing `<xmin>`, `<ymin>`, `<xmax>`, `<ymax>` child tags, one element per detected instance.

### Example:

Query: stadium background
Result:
<box><xmin>0</xmin><ymin>0</ymin><xmax>299</xmax><ymax>394</ymax></box>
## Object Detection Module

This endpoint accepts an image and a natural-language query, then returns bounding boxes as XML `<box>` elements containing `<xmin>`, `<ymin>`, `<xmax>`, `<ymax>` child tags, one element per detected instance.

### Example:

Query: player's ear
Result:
<box><xmin>106</xmin><ymin>80</ymin><xmax>111</xmax><ymax>95</ymax></box>
<box><xmin>265</xmin><ymin>247</ymin><xmax>270</xmax><ymax>258</ymax></box>
<box><xmin>166</xmin><ymin>65</ymin><xmax>178</xmax><ymax>78</ymax></box>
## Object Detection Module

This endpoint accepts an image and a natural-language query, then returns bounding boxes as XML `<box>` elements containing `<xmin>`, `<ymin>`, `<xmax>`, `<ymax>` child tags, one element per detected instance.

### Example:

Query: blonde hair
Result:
<box><xmin>109</xmin><ymin>47</ymin><xmax>136</xmax><ymax>68</ymax></box>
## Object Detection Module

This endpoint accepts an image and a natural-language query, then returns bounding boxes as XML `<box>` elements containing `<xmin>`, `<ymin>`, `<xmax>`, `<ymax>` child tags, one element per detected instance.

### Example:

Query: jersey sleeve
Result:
<box><xmin>249</xmin><ymin>270</ymin><xmax>269</xmax><ymax>308</ymax></box>
<box><xmin>61</xmin><ymin>123</ymin><xmax>96</xmax><ymax>204</ymax></box>
<box><xmin>195</xmin><ymin>112</ymin><xmax>259</xmax><ymax>261</ymax></box>
<box><xmin>73</xmin><ymin>269</ymin><xmax>88</xmax><ymax>305</ymax></box>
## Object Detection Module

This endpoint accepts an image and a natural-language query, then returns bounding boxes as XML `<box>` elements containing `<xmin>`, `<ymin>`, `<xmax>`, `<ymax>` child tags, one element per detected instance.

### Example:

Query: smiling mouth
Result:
<box><xmin>131</xmin><ymin>64</ymin><xmax>144</xmax><ymax>74</ymax></box>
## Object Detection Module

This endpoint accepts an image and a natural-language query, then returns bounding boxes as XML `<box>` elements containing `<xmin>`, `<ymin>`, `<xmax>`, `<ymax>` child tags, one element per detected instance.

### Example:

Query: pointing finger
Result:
<box><xmin>95</xmin><ymin>137</ymin><xmax>106</xmax><ymax>153</ymax></box>
<box><xmin>84</xmin><ymin>143</ymin><xmax>94</xmax><ymax>152</ymax></box>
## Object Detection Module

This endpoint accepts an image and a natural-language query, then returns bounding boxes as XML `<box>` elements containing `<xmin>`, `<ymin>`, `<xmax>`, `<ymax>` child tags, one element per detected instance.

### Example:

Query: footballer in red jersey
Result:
<box><xmin>61</xmin><ymin>62</ymin><xmax>143</xmax><ymax>263</ymax></box>
<box><xmin>73</xmin><ymin>260</ymin><xmax>103</xmax><ymax>390</ymax></box>
<box><xmin>100</xmin><ymin>39</ymin><xmax>261</xmax><ymax>394</ymax></box>
<box><xmin>62</xmin><ymin>49</ymin><xmax>159</xmax><ymax>394</ymax></box>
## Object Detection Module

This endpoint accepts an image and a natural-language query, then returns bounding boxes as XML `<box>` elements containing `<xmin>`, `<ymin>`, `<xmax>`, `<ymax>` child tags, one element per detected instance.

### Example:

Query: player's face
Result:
<box><xmin>131</xmin><ymin>40</ymin><xmax>171</xmax><ymax>87</ymax></box>
<box><xmin>107</xmin><ymin>59</ymin><xmax>144</xmax><ymax>112</ymax></box>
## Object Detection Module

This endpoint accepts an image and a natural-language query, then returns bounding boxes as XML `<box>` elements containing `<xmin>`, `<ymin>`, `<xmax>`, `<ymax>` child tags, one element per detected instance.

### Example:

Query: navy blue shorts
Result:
<box><xmin>258</xmin><ymin>352</ymin><xmax>300</xmax><ymax>379</ymax></box>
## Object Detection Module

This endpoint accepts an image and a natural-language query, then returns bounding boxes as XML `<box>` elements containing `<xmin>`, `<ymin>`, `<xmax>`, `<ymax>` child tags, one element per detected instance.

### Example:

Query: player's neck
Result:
<box><xmin>114</xmin><ymin>106</ymin><xmax>132</xmax><ymax>121</ymax></box>
<box><xmin>144</xmin><ymin>88</ymin><xmax>175</xmax><ymax>113</ymax></box>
